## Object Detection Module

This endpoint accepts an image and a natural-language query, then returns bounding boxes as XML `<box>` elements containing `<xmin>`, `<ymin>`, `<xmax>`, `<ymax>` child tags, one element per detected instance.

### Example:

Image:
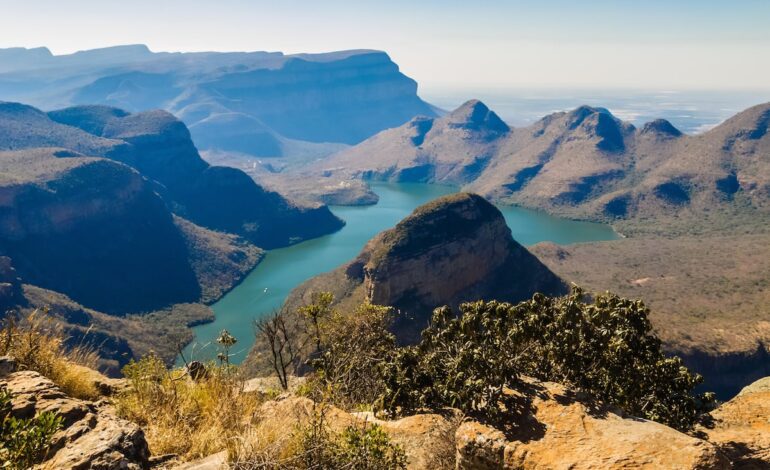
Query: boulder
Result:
<box><xmin>455</xmin><ymin>379</ymin><xmax>729</xmax><ymax>470</ymax></box>
<box><xmin>703</xmin><ymin>376</ymin><xmax>770</xmax><ymax>467</ymax></box>
<box><xmin>0</xmin><ymin>369</ymin><xmax>149</xmax><ymax>469</ymax></box>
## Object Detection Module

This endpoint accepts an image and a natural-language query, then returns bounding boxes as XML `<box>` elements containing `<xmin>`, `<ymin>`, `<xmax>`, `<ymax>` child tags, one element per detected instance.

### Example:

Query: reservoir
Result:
<box><xmin>180</xmin><ymin>183</ymin><xmax>619</xmax><ymax>364</ymax></box>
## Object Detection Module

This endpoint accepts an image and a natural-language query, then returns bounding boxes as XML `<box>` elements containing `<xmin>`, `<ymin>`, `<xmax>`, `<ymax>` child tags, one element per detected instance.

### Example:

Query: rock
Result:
<box><xmin>703</xmin><ymin>376</ymin><xmax>770</xmax><ymax>467</ymax></box>
<box><xmin>0</xmin><ymin>369</ymin><xmax>149</xmax><ymax>469</ymax></box>
<box><xmin>454</xmin><ymin>378</ymin><xmax>729</xmax><ymax>470</ymax></box>
<box><xmin>186</xmin><ymin>361</ymin><xmax>209</xmax><ymax>381</ymax></box>
<box><xmin>313</xmin><ymin>193</ymin><xmax>566</xmax><ymax>341</ymax></box>
<box><xmin>171</xmin><ymin>450</ymin><xmax>228</xmax><ymax>470</ymax></box>
<box><xmin>0</xmin><ymin>355</ymin><xmax>17</xmax><ymax>376</ymax></box>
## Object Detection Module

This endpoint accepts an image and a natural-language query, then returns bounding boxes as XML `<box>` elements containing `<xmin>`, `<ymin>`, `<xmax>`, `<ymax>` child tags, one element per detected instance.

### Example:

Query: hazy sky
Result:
<box><xmin>1</xmin><ymin>0</ymin><xmax>769</xmax><ymax>91</ymax></box>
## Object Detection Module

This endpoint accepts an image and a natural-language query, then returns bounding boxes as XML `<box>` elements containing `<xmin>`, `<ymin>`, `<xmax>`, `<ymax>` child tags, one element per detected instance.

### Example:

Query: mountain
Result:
<box><xmin>1</xmin><ymin>102</ymin><xmax>344</xmax><ymax>248</ymax></box>
<box><xmin>0</xmin><ymin>147</ymin><xmax>260</xmax><ymax>315</ymax></box>
<box><xmin>0</xmin><ymin>46</ymin><xmax>437</xmax><ymax>157</ymax></box>
<box><xmin>314</xmin><ymin>100</ymin><xmax>770</xmax><ymax>235</ymax></box>
<box><xmin>280</xmin><ymin>193</ymin><xmax>566</xmax><ymax>342</ymax></box>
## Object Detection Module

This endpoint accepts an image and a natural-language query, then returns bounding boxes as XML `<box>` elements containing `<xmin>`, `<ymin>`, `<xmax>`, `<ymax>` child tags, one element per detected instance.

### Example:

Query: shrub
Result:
<box><xmin>378</xmin><ymin>287</ymin><xmax>714</xmax><ymax>431</ymax></box>
<box><xmin>0</xmin><ymin>386</ymin><xmax>63</xmax><ymax>469</ymax></box>
<box><xmin>310</xmin><ymin>303</ymin><xmax>397</xmax><ymax>408</ymax></box>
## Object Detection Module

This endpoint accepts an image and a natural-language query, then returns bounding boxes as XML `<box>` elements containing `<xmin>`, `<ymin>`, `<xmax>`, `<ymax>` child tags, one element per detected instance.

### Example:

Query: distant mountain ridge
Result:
<box><xmin>0</xmin><ymin>101</ymin><xmax>344</xmax><ymax>248</ymax></box>
<box><xmin>0</xmin><ymin>45</ymin><xmax>437</xmax><ymax>156</ymax></box>
<box><xmin>315</xmin><ymin>100</ymin><xmax>770</xmax><ymax>235</ymax></box>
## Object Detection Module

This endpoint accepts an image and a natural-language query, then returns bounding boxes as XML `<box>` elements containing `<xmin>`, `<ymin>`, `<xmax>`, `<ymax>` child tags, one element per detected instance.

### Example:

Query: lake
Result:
<box><xmin>180</xmin><ymin>183</ymin><xmax>619</xmax><ymax>364</ymax></box>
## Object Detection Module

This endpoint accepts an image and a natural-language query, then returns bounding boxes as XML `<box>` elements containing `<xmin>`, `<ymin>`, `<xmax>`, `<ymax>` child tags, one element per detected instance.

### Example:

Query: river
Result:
<box><xmin>180</xmin><ymin>183</ymin><xmax>619</xmax><ymax>364</ymax></box>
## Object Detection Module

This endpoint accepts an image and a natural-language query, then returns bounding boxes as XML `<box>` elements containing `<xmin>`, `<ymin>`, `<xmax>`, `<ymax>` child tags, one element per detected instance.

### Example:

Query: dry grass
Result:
<box><xmin>0</xmin><ymin>309</ymin><xmax>101</xmax><ymax>400</ymax></box>
<box><xmin>115</xmin><ymin>355</ymin><xmax>263</xmax><ymax>460</ymax></box>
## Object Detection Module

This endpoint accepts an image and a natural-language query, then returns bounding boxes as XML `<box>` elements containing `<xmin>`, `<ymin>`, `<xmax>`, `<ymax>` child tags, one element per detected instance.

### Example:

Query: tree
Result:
<box><xmin>254</xmin><ymin>310</ymin><xmax>306</xmax><ymax>390</ymax></box>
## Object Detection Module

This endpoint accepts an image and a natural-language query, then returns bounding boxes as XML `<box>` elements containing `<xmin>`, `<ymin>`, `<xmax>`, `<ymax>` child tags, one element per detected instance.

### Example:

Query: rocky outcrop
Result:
<box><xmin>301</xmin><ymin>193</ymin><xmax>566</xmax><ymax>340</ymax></box>
<box><xmin>455</xmin><ymin>379</ymin><xmax>729</xmax><ymax>470</ymax></box>
<box><xmin>0</xmin><ymin>363</ymin><xmax>150</xmax><ymax>469</ymax></box>
<box><xmin>703</xmin><ymin>376</ymin><xmax>770</xmax><ymax>467</ymax></box>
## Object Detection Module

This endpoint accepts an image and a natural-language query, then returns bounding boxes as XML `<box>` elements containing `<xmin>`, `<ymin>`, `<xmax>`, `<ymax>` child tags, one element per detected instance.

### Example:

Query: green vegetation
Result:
<box><xmin>378</xmin><ymin>288</ymin><xmax>714</xmax><ymax>431</ymax></box>
<box><xmin>1</xmin><ymin>386</ymin><xmax>62</xmax><ymax>469</ymax></box>
<box><xmin>260</xmin><ymin>289</ymin><xmax>714</xmax><ymax>432</ymax></box>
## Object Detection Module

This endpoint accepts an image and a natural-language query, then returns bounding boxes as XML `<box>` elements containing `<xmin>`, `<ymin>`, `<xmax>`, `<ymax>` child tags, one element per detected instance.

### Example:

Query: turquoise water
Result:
<box><xmin>180</xmin><ymin>183</ymin><xmax>618</xmax><ymax>364</ymax></box>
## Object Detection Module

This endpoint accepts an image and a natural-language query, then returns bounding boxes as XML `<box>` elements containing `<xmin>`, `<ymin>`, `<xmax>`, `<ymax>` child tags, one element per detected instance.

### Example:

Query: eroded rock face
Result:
<box><xmin>346</xmin><ymin>193</ymin><xmax>566</xmax><ymax>338</ymax></box>
<box><xmin>703</xmin><ymin>376</ymin><xmax>770</xmax><ymax>467</ymax></box>
<box><xmin>0</xmin><ymin>369</ymin><xmax>149</xmax><ymax>469</ymax></box>
<box><xmin>455</xmin><ymin>379</ymin><xmax>729</xmax><ymax>470</ymax></box>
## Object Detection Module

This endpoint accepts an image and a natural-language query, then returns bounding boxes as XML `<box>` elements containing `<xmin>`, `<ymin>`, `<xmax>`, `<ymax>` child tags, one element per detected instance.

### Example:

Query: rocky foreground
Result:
<box><xmin>2</xmin><ymin>356</ymin><xmax>768</xmax><ymax>469</ymax></box>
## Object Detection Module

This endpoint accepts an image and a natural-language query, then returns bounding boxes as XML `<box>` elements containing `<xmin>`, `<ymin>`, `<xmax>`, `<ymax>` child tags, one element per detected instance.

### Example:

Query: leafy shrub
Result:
<box><xmin>1</xmin><ymin>386</ymin><xmax>63</xmax><ymax>469</ymax></box>
<box><xmin>378</xmin><ymin>287</ymin><xmax>714</xmax><ymax>431</ymax></box>
<box><xmin>310</xmin><ymin>303</ymin><xmax>397</xmax><ymax>408</ymax></box>
<box><xmin>295</xmin><ymin>404</ymin><xmax>406</xmax><ymax>470</ymax></box>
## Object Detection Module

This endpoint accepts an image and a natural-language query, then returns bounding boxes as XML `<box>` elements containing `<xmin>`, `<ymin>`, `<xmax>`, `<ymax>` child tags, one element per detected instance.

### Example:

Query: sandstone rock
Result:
<box><xmin>0</xmin><ymin>369</ymin><xmax>149</xmax><ymax>469</ymax></box>
<box><xmin>170</xmin><ymin>450</ymin><xmax>227</xmax><ymax>470</ymax></box>
<box><xmin>703</xmin><ymin>376</ymin><xmax>770</xmax><ymax>468</ymax></box>
<box><xmin>455</xmin><ymin>379</ymin><xmax>729</xmax><ymax>470</ymax></box>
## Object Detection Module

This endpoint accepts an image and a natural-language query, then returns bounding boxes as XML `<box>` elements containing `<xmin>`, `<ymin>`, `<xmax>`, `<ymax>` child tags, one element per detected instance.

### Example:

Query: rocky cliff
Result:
<box><xmin>0</xmin><ymin>46</ymin><xmax>436</xmax><ymax>156</ymax></box>
<box><xmin>284</xmin><ymin>193</ymin><xmax>566</xmax><ymax>341</ymax></box>
<box><xmin>46</xmin><ymin>104</ymin><xmax>345</xmax><ymax>248</ymax></box>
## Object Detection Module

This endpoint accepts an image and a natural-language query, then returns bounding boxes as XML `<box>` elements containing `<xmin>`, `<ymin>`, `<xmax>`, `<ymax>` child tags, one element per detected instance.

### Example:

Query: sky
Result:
<box><xmin>1</xmin><ymin>0</ymin><xmax>769</xmax><ymax>91</ymax></box>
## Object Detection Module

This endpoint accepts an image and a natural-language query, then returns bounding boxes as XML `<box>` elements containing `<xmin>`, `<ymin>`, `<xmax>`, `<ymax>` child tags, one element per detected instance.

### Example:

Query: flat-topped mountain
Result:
<box><xmin>0</xmin><ymin>46</ymin><xmax>437</xmax><ymax>156</ymax></box>
<box><xmin>315</xmin><ymin>100</ymin><xmax>770</xmax><ymax>235</ymax></box>
<box><xmin>282</xmin><ymin>193</ymin><xmax>566</xmax><ymax>341</ymax></box>
<box><xmin>1</xmin><ymin>102</ymin><xmax>344</xmax><ymax>248</ymax></box>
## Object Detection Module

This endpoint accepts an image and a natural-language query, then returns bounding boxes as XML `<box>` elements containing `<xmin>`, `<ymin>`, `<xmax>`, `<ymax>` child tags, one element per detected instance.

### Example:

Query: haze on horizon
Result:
<box><xmin>1</xmin><ymin>0</ymin><xmax>769</xmax><ymax>92</ymax></box>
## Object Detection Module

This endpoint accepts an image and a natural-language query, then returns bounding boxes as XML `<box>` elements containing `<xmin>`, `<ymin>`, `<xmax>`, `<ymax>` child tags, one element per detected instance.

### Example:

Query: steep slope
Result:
<box><xmin>284</xmin><ymin>193</ymin><xmax>566</xmax><ymax>341</ymax></box>
<box><xmin>0</xmin><ymin>102</ymin><xmax>343</xmax><ymax>248</ymax></box>
<box><xmin>0</xmin><ymin>46</ymin><xmax>437</xmax><ymax>155</ymax></box>
<box><xmin>0</xmin><ymin>148</ymin><xmax>200</xmax><ymax>313</ymax></box>
<box><xmin>318</xmin><ymin>100</ymin><xmax>508</xmax><ymax>184</ymax></box>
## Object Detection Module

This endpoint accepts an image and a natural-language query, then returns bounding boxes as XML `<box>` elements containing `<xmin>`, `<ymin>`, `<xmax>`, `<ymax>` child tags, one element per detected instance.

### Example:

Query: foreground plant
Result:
<box><xmin>0</xmin><ymin>386</ymin><xmax>62</xmax><ymax>469</ymax></box>
<box><xmin>0</xmin><ymin>309</ymin><xmax>101</xmax><ymax>400</ymax></box>
<box><xmin>378</xmin><ymin>287</ymin><xmax>714</xmax><ymax>431</ymax></box>
<box><xmin>116</xmin><ymin>354</ymin><xmax>262</xmax><ymax>459</ymax></box>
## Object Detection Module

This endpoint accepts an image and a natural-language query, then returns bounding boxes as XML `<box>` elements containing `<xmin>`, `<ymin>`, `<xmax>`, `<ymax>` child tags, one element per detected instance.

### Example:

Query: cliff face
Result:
<box><xmin>285</xmin><ymin>193</ymin><xmax>565</xmax><ymax>341</ymax></box>
<box><xmin>15</xmin><ymin>103</ymin><xmax>344</xmax><ymax>248</ymax></box>
<box><xmin>0</xmin><ymin>149</ymin><xmax>200</xmax><ymax>314</ymax></box>
<box><xmin>0</xmin><ymin>46</ymin><xmax>436</xmax><ymax>155</ymax></box>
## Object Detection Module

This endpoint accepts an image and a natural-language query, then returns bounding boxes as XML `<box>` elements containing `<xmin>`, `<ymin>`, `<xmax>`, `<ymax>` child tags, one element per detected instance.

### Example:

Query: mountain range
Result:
<box><xmin>313</xmin><ymin>100</ymin><xmax>770</xmax><ymax>235</ymax></box>
<box><xmin>0</xmin><ymin>45</ymin><xmax>437</xmax><ymax>157</ymax></box>
<box><xmin>0</xmin><ymin>100</ymin><xmax>344</xmax><ymax>370</ymax></box>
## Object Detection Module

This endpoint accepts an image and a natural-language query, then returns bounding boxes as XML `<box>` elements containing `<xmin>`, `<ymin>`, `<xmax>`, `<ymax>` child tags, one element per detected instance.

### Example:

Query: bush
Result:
<box><xmin>286</xmin><ymin>402</ymin><xmax>406</xmax><ymax>470</ymax></box>
<box><xmin>310</xmin><ymin>303</ymin><xmax>397</xmax><ymax>408</ymax></box>
<box><xmin>378</xmin><ymin>287</ymin><xmax>714</xmax><ymax>431</ymax></box>
<box><xmin>1</xmin><ymin>386</ymin><xmax>63</xmax><ymax>469</ymax></box>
